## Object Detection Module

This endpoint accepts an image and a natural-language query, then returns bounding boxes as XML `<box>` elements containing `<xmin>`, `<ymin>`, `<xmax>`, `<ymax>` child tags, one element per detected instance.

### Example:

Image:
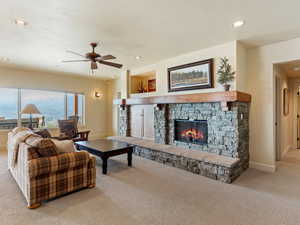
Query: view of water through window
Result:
<box><xmin>0</xmin><ymin>88</ymin><xmax>85</xmax><ymax>129</ymax></box>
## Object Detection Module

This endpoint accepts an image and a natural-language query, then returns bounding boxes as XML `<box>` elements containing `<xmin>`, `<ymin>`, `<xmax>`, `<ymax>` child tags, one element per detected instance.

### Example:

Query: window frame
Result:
<box><xmin>0</xmin><ymin>87</ymin><xmax>85</xmax><ymax>130</ymax></box>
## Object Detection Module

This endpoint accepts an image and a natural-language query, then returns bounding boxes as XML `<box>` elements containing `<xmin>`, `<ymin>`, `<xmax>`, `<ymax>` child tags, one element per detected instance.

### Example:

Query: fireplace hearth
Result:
<box><xmin>174</xmin><ymin>119</ymin><xmax>208</xmax><ymax>145</ymax></box>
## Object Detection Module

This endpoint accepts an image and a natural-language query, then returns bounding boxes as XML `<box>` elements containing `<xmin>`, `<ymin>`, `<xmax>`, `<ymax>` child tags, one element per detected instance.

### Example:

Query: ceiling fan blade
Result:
<box><xmin>98</xmin><ymin>60</ymin><xmax>123</xmax><ymax>69</ymax></box>
<box><xmin>97</xmin><ymin>55</ymin><xmax>116</xmax><ymax>61</ymax></box>
<box><xmin>62</xmin><ymin>60</ymin><xmax>90</xmax><ymax>63</ymax></box>
<box><xmin>66</xmin><ymin>50</ymin><xmax>86</xmax><ymax>58</ymax></box>
<box><xmin>91</xmin><ymin>61</ymin><xmax>98</xmax><ymax>70</ymax></box>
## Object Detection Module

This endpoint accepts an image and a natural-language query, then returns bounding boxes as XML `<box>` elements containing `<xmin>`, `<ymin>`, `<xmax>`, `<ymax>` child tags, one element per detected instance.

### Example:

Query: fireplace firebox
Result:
<box><xmin>174</xmin><ymin>119</ymin><xmax>208</xmax><ymax>145</ymax></box>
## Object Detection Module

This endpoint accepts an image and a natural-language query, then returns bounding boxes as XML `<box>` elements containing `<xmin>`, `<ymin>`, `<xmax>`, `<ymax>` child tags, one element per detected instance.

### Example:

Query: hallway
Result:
<box><xmin>281</xmin><ymin>149</ymin><xmax>300</xmax><ymax>164</ymax></box>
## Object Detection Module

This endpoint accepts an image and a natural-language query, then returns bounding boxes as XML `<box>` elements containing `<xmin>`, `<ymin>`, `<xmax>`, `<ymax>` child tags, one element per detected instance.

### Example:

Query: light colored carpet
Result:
<box><xmin>1</xmin><ymin>150</ymin><xmax>300</xmax><ymax>225</ymax></box>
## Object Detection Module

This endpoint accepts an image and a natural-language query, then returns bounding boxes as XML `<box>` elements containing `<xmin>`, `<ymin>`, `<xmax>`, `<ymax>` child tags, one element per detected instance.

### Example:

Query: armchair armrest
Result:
<box><xmin>77</xmin><ymin>130</ymin><xmax>90</xmax><ymax>141</ymax></box>
<box><xmin>28</xmin><ymin>151</ymin><xmax>90</xmax><ymax>178</ymax></box>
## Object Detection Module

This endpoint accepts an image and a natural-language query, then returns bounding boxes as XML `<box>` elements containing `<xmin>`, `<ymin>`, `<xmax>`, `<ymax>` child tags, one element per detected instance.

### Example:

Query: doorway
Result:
<box><xmin>274</xmin><ymin>60</ymin><xmax>300</xmax><ymax>163</ymax></box>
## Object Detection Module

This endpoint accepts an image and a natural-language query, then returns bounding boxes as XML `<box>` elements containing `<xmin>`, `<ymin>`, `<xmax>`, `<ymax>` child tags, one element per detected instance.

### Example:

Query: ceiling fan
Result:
<box><xmin>62</xmin><ymin>43</ymin><xmax>123</xmax><ymax>70</ymax></box>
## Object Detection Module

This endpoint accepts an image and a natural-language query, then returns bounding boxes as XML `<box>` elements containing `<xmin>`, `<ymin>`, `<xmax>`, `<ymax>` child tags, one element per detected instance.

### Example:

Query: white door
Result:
<box><xmin>130</xmin><ymin>105</ymin><xmax>143</xmax><ymax>138</ymax></box>
<box><xmin>130</xmin><ymin>105</ymin><xmax>154</xmax><ymax>140</ymax></box>
<box><xmin>143</xmin><ymin>105</ymin><xmax>155</xmax><ymax>140</ymax></box>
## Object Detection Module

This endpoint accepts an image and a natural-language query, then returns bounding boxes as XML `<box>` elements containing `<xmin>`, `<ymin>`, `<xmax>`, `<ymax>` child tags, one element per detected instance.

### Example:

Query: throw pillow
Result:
<box><xmin>52</xmin><ymin>139</ymin><xmax>76</xmax><ymax>154</ymax></box>
<box><xmin>34</xmin><ymin>129</ymin><xmax>52</xmax><ymax>138</ymax></box>
<box><xmin>58</xmin><ymin>119</ymin><xmax>77</xmax><ymax>138</ymax></box>
<box><xmin>35</xmin><ymin>139</ymin><xmax>58</xmax><ymax>158</ymax></box>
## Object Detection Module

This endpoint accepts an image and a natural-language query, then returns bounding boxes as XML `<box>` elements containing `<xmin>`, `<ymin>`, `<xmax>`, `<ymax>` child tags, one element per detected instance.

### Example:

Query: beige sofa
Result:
<box><xmin>7</xmin><ymin>129</ymin><xmax>96</xmax><ymax>209</ymax></box>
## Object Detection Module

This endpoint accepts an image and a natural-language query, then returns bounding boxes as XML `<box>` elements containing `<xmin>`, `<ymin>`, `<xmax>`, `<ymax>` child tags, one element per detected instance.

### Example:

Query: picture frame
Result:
<box><xmin>168</xmin><ymin>59</ymin><xmax>214</xmax><ymax>92</ymax></box>
<box><xmin>147</xmin><ymin>79</ymin><xmax>156</xmax><ymax>92</ymax></box>
<box><xmin>283</xmin><ymin>88</ymin><xmax>289</xmax><ymax>116</ymax></box>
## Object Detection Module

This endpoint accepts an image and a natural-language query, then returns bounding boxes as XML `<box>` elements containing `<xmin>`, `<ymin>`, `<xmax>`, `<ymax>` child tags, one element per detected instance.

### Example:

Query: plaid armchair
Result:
<box><xmin>7</xmin><ymin>132</ymin><xmax>96</xmax><ymax>209</ymax></box>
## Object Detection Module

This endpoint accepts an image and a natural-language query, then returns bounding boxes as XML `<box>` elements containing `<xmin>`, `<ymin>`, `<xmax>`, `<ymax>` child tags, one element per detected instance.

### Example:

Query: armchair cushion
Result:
<box><xmin>28</xmin><ymin>151</ymin><xmax>90</xmax><ymax>178</ymax></box>
<box><xmin>58</xmin><ymin>119</ymin><xmax>78</xmax><ymax>138</ymax></box>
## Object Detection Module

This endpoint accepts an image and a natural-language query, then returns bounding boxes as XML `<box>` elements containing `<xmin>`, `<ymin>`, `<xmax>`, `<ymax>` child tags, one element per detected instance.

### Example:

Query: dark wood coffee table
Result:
<box><xmin>75</xmin><ymin>139</ymin><xmax>134</xmax><ymax>174</ymax></box>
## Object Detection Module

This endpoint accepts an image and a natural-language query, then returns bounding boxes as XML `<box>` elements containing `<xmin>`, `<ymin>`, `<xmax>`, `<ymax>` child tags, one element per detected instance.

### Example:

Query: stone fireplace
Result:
<box><xmin>115</xmin><ymin>91</ymin><xmax>251</xmax><ymax>183</ymax></box>
<box><xmin>174</xmin><ymin>119</ymin><xmax>208</xmax><ymax>145</ymax></box>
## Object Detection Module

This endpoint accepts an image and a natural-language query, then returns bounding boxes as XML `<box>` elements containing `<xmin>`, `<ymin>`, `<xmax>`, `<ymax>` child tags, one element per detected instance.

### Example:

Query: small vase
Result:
<box><xmin>223</xmin><ymin>84</ymin><xmax>230</xmax><ymax>91</ymax></box>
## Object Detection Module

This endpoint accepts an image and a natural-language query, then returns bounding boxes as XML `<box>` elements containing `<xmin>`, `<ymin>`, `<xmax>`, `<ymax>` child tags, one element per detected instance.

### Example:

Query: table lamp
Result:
<box><xmin>21</xmin><ymin>104</ymin><xmax>41</xmax><ymax>129</ymax></box>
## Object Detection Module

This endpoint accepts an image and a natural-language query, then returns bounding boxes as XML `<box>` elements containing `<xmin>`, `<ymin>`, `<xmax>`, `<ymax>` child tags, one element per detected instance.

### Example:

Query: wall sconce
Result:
<box><xmin>95</xmin><ymin>92</ymin><xmax>103</xmax><ymax>99</ymax></box>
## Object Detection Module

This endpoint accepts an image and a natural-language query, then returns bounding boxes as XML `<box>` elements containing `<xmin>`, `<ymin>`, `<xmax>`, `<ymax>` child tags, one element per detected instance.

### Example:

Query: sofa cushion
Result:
<box><xmin>52</xmin><ymin>139</ymin><xmax>76</xmax><ymax>154</ymax></box>
<box><xmin>27</xmin><ymin>147</ymin><xmax>40</xmax><ymax>160</ymax></box>
<box><xmin>36</xmin><ymin>139</ymin><xmax>58</xmax><ymax>157</ymax></box>
<box><xmin>28</xmin><ymin>151</ymin><xmax>90</xmax><ymax>178</ymax></box>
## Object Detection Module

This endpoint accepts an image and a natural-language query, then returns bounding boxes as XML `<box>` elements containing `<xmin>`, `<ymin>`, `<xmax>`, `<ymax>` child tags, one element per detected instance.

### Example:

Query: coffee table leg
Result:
<box><xmin>128</xmin><ymin>151</ymin><xmax>132</xmax><ymax>167</ymax></box>
<box><xmin>101</xmin><ymin>157</ymin><xmax>108</xmax><ymax>174</ymax></box>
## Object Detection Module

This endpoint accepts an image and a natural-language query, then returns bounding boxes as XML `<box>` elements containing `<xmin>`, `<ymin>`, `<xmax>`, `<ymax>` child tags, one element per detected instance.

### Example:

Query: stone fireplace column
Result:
<box><xmin>119</xmin><ymin>105</ymin><xmax>131</xmax><ymax>137</ymax></box>
<box><xmin>154</xmin><ymin>104</ymin><xmax>169</xmax><ymax>144</ymax></box>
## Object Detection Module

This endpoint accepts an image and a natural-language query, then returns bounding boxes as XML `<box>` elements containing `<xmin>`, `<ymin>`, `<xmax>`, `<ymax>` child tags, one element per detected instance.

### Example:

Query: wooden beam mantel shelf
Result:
<box><xmin>113</xmin><ymin>91</ymin><xmax>251</xmax><ymax>111</ymax></box>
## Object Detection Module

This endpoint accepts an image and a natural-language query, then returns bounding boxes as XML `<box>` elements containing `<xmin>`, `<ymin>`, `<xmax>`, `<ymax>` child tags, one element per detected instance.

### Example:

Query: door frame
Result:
<box><xmin>275</xmin><ymin>74</ymin><xmax>282</xmax><ymax>161</ymax></box>
<box><xmin>291</xmin><ymin>80</ymin><xmax>300</xmax><ymax>149</ymax></box>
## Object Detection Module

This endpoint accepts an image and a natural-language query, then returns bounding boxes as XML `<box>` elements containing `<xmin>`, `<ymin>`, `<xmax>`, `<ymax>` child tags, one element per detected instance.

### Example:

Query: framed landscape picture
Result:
<box><xmin>168</xmin><ymin>59</ymin><xmax>214</xmax><ymax>92</ymax></box>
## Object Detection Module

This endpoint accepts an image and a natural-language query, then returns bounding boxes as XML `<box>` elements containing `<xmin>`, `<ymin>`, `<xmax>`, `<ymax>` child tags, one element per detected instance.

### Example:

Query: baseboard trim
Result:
<box><xmin>249</xmin><ymin>161</ymin><xmax>276</xmax><ymax>172</ymax></box>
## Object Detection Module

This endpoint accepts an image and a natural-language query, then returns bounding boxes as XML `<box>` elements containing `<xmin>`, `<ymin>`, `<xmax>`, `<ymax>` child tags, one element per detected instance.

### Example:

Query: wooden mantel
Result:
<box><xmin>114</xmin><ymin>91</ymin><xmax>251</xmax><ymax>110</ymax></box>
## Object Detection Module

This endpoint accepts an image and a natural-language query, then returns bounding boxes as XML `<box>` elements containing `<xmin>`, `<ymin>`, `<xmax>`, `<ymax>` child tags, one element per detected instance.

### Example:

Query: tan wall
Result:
<box><xmin>111</xmin><ymin>38</ymin><xmax>300</xmax><ymax>172</ymax></box>
<box><xmin>129</xmin><ymin>41</ymin><xmax>238</xmax><ymax>96</ymax></box>
<box><xmin>246</xmin><ymin>38</ymin><xmax>300</xmax><ymax>171</ymax></box>
<box><xmin>111</xmin><ymin>41</ymin><xmax>239</xmax><ymax>136</ymax></box>
<box><xmin>0</xmin><ymin>66</ymin><xmax>111</xmax><ymax>149</ymax></box>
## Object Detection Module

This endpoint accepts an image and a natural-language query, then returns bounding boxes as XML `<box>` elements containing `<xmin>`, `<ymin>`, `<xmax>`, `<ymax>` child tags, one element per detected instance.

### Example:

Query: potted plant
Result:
<box><xmin>217</xmin><ymin>57</ymin><xmax>235</xmax><ymax>91</ymax></box>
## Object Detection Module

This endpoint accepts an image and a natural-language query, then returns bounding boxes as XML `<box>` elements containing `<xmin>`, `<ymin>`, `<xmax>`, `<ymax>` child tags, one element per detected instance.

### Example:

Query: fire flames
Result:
<box><xmin>181</xmin><ymin>128</ymin><xmax>204</xmax><ymax>140</ymax></box>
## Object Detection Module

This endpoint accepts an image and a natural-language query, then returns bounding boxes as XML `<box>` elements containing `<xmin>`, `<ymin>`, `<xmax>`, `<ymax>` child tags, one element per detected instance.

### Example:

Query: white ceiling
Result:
<box><xmin>1</xmin><ymin>0</ymin><xmax>300</xmax><ymax>79</ymax></box>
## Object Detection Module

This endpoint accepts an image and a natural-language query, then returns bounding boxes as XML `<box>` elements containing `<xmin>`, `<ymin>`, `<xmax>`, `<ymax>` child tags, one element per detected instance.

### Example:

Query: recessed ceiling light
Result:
<box><xmin>233</xmin><ymin>20</ymin><xmax>244</xmax><ymax>28</ymax></box>
<box><xmin>135</xmin><ymin>56</ymin><xmax>141</xmax><ymax>60</ymax></box>
<box><xmin>293</xmin><ymin>67</ymin><xmax>300</xmax><ymax>71</ymax></box>
<box><xmin>14</xmin><ymin>19</ymin><xmax>27</xmax><ymax>26</ymax></box>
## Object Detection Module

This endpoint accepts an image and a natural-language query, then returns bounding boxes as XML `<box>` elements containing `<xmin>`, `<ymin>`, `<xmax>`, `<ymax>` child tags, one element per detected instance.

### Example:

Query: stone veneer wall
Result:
<box><xmin>118</xmin><ymin>101</ymin><xmax>250</xmax><ymax>182</ymax></box>
<box><xmin>154</xmin><ymin>102</ymin><xmax>249</xmax><ymax>174</ymax></box>
<box><xmin>119</xmin><ymin>106</ymin><xmax>130</xmax><ymax>136</ymax></box>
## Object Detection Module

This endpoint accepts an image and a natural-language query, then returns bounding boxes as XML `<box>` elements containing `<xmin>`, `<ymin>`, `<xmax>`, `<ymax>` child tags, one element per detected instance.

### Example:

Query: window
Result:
<box><xmin>0</xmin><ymin>88</ymin><xmax>18</xmax><ymax>129</ymax></box>
<box><xmin>21</xmin><ymin>89</ymin><xmax>65</xmax><ymax>128</ymax></box>
<box><xmin>77</xmin><ymin>94</ymin><xmax>85</xmax><ymax>124</ymax></box>
<box><xmin>0</xmin><ymin>88</ymin><xmax>85</xmax><ymax>130</ymax></box>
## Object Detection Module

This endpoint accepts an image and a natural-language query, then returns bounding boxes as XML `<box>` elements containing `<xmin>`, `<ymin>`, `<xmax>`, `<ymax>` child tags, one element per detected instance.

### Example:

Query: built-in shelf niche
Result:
<box><xmin>130</xmin><ymin>71</ymin><xmax>156</xmax><ymax>95</ymax></box>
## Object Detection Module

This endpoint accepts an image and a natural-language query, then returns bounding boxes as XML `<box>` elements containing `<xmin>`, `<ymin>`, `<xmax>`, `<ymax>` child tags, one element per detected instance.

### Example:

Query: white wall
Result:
<box><xmin>0</xmin><ymin>66</ymin><xmax>110</xmax><ymax>149</ymax></box>
<box><xmin>246</xmin><ymin>38</ymin><xmax>300</xmax><ymax>171</ymax></box>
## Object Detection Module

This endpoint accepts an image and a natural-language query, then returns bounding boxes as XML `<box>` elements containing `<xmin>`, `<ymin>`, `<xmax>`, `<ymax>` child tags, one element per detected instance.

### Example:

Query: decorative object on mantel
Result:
<box><xmin>168</xmin><ymin>59</ymin><xmax>213</xmax><ymax>92</ymax></box>
<box><xmin>148</xmin><ymin>79</ymin><xmax>156</xmax><ymax>92</ymax></box>
<box><xmin>283</xmin><ymin>88</ymin><xmax>289</xmax><ymax>116</ymax></box>
<box><xmin>137</xmin><ymin>80</ymin><xmax>146</xmax><ymax>93</ymax></box>
<box><xmin>217</xmin><ymin>57</ymin><xmax>235</xmax><ymax>91</ymax></box>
